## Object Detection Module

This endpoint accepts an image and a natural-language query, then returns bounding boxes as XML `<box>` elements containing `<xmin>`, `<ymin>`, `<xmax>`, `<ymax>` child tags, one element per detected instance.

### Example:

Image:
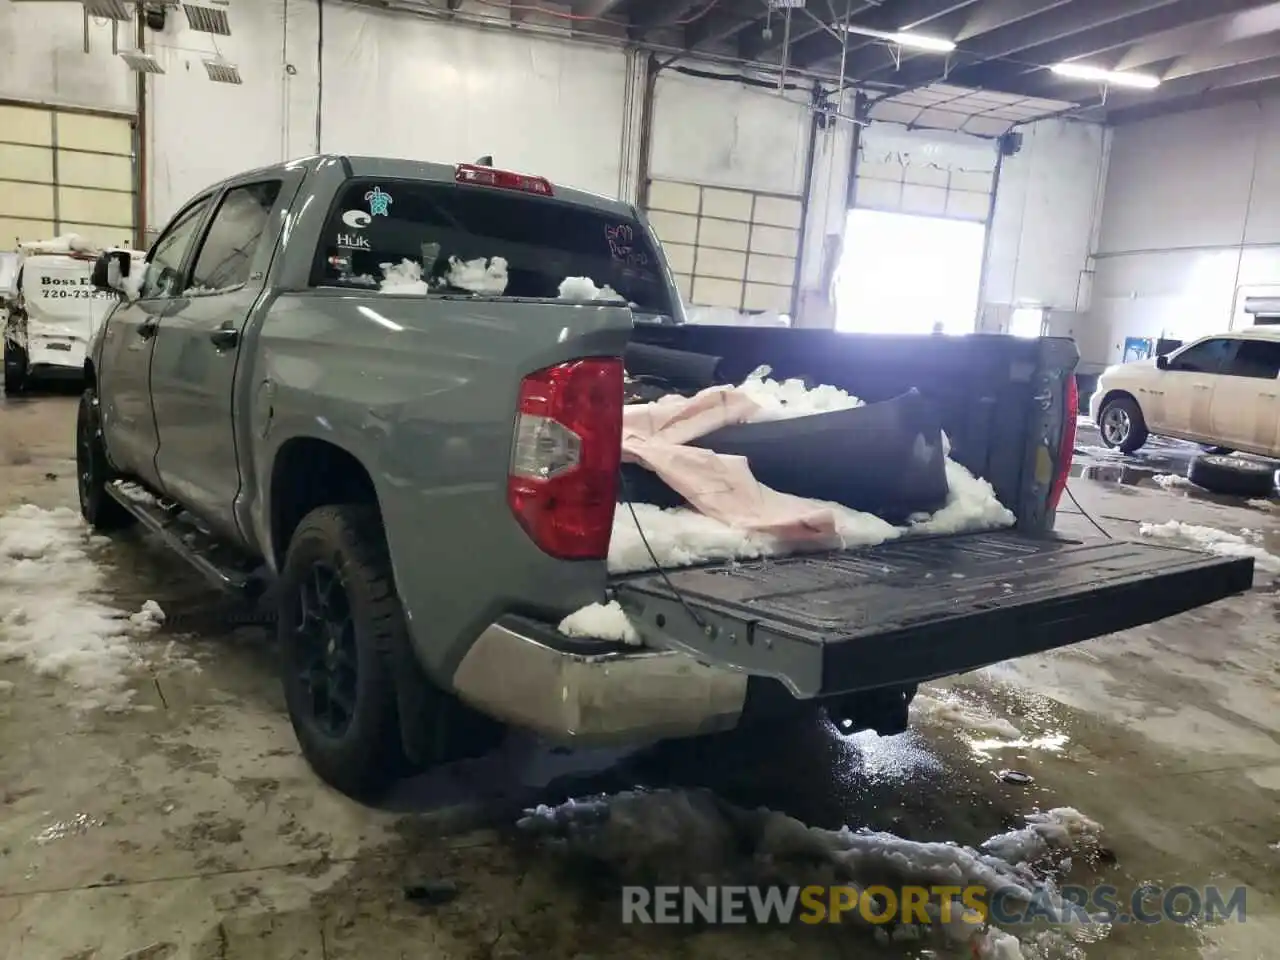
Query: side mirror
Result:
<box><xmin>91</xmin><ymin>250</ymin><xmax>133</xmax><ymax>293</ymax></box>
<box><xmin>1155</xmin><ymin>355</ymin><xmax>1169</xmax><ymax>370</ymax></box>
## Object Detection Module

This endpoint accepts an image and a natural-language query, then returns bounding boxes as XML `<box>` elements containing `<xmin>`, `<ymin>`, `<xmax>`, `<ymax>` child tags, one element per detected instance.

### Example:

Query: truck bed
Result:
<box><xmin>615</xmin><ymin>531</ymin><xmax>1253</xmax><ymax>698</ymax></box>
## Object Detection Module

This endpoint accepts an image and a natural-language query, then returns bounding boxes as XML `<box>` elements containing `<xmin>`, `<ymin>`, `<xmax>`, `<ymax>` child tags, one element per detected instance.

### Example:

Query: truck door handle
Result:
<box><xmin>209</xmin><ymin>324</ymin><xmax>239</xmax><ymax>349</ymax></box>
<box><xmin>137</xmin><ymin>319</ymin><xmax>159</xmax><ymax>340</ymax></box>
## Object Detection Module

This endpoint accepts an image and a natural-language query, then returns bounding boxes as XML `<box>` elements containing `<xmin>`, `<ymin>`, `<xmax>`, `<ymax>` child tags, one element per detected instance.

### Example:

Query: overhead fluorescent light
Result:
<box><xmin>203</xmin><ymin>58</ymin><xmax>241</xmax><ymax>84</ymax></box>
<box><xmin>82</xmin><ymin>0</ymin><xmax>133</xmax><ymax>18</ymax></box>
<box><xmin>184</xmin><ymin>2</ymin><xmax>231</xmax><ymax>36</ymax></box>
<box><xmin>119</xmin><ymin>50</ymin><xmax>165</xmax><ymax>73</ymax></box>
<box><xmin>1051</xmin><ymin>62</ymin><xmax>1160</xmax><ymax>89</ymax></box>
<box><xmin>842</xmin><ymin>23</ymin><xmax>956</xmax><ymax>53</ymax></box>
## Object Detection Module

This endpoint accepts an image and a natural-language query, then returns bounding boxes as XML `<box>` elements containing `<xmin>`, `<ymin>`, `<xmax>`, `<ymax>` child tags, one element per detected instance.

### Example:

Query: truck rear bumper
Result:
<box><xmin>450</xmin><ymin>615</ymin><xmax>747</xmax><ymax>745</ymax></box>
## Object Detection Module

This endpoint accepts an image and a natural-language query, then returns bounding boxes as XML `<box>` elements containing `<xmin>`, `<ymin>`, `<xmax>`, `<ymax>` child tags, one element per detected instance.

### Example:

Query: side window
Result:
<box><xmin>138</xmin><ymin>197</ymin><xmax>214</xmax><ymax>300</ymax></box>
<box><xmin>1168</xmin><ymin>338</ymin><xmax>1234</xmax><ymax>374</ymax></box>
<box><xmin>187</xmin><ymin>181</ymin><xmax>283</xmax><ymax>293</ymax></box>
<box><xmin>1222</xmin><ymin>339</ymin><xmax>1280</xmax><ymax>380</ymax></box>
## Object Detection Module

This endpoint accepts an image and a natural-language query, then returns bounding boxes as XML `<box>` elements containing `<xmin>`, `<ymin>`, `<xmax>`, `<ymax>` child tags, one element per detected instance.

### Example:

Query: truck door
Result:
<box><xmin>149</xmin><ymin>177</ymin><xmax>297</xmax><ymax>540</ymax></box>
<box><xmin>1157</xmin><ymin>337</ymin><xmax>1234</xmax><ymax>440</ymax></box>
<box><xmin>1209</xmin><ymin>337</ymin><xmax>1280</xmax><ymax>453</ymax></box>
<box><xmin>97</xmin><ymin>194</ymin><xmax>215</xmax><ymax>488</ymax></box>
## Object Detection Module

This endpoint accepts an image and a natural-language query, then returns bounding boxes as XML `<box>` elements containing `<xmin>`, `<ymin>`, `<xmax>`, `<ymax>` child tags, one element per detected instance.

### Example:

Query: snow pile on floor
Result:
<box><xmin>0</xmin><ymin>505</ymin><xmax>167</xmax><ymax>710</ymax></box>
<box><xmin>558</xmin><ymin>600</ymin><xmax>640</xmax><ymax>645</ymax></box>
<box><xmin>912</xmin><ymin>693</ymin><xmax>1023</xmax><ymax>740</ymax></box>
<box><xmin>518</xmin><ymin>789</ymin><xmax>1107</xmax><ymax>959</ymax></box>
<box><xmin>981</xmin><ymin>809</ymin><xmax>1102</xmax><ymax>865</ymax></box>
<box><xmin>379</xmin><ymin>258</ymin><xmax>431</xmax><ymax>296</ymax></box>
<box><xmin>1138</xmin><ymin>519</ymin><xmax>1280</xmax><ymax>574</ymax></box>
<box><xmin>446</xmin><ymin>255</ymin><xmax>508</xmax><ymax>295</ymax></box>
<box><xmin>1151</xmin><ymin>473</ymin><xmax>1192</xmax><ymax>490</ymax></box>
<box><xmin>558</xmin><ymin>276</ymin><xmax>621</xmax><ymax>302</ymax></box>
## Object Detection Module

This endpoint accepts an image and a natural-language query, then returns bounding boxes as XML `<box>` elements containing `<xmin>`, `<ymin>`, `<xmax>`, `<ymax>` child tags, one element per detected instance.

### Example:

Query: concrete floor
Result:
<box><xmin>1</xmin><ymin>394</ymin><xmax>1278</xmax><ymax>960</ymax></box>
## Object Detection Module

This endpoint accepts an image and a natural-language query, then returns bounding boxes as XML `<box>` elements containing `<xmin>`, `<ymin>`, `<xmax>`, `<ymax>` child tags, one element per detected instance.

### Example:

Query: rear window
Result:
<box><xmin>311</xmin><ymin>178</ymin><xmax>671</xmax><ymax>312</ymax></box>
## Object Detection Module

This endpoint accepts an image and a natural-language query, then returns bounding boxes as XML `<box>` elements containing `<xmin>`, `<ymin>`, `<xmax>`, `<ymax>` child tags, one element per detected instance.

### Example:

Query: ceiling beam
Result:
<box><xmin>1115</xmin><ymin>0</ymin><xmax>1280</xmax><ymax>70</ymax></box>
<box><xmin>854</xmin><ymin>0</ymin><xmax>1185</xmax><ymax>91</ymax></box>
<box><xmin>955</xmin><ymin>0</ymin><xmax>1074</xmax><ymax>42</ymax></box>
<box><xmin>574</xmin><ymin>0</ymin><xmax>628</xmax><ymax>16</ymax></box>
<box><xmin>955</xmin><ymin>0</ymin><xmax>1272</xmax><ymax>101</ymax></box>
<box><xmin>1103</xmin><ymin>64</ymin><xmax>1280</xmax><ymax>124</ymax></box>
<box><xmin>740</xmin><ymin>1</ymin><xmax>853</xmax><ymax>62</ymax></box>
<box><xmin>631</xmin><ymin>0</ymin><xmax>704</xmax><ymax>32</ymax></box>
<box><xmin>1164</xmin><ymin>33</ymin><xmax>1280</xmax><ymax>80</ymax></box>
<box><xmin>789</xmin><ymin>0</ymin><xmax>981</xmax><ymax>69</ymax></box>
<box><xmin>684</xmin><ymin>6</ymin><xmax>759</xmax><ymax>48</ymax></box>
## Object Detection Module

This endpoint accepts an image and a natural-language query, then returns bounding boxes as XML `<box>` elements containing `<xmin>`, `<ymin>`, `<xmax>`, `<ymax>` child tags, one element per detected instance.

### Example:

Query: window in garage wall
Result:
<box><xmin>644</xmin><ymin>179</ymin><xmax>803</xmax><ymax>315</ymax></box>
<box><xmin>0</xmin><ymin>103</ymin><xmax>136</xmax><ymax>250</ymax></box>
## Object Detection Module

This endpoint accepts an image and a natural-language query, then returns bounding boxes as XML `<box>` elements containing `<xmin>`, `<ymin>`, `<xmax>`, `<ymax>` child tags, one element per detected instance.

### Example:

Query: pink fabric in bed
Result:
<box><xmin>621</xmin><ymin>386</ymin><xmax>837</xmax><ymax>539</ymax></box>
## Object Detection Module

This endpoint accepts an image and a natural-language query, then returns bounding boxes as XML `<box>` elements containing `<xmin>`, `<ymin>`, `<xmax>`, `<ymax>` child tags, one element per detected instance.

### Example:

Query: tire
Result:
<box><xmin>3</xmin><ymin>341</ymin><xmax>28</xmax><ymax>395</ymax></box>
<box><xmin>278</xmin><ymin>504</ymin><xmax>411</xmax><ymax>800</ymax></box>
<box><xmin>1186</xmin><ymin>454</ymin><xmax>1277</xmax><ymax>498</ymax></box>
<box><xmin>1098</xmin><ymin>395</ymin><xmax>1149</xmax><ymax>454</ymax></box>
<box><xmin>76</xmin><ymin>389</ymin><xmax>136</xmax><ymax>531</ymax></box>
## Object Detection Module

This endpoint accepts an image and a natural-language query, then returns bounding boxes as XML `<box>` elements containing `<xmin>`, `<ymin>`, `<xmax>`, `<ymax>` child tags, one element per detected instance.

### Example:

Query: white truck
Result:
<box><xmin>3</xmin><ymin>235</ymin><xmax>143</xmax><ymax>395</ymax></box>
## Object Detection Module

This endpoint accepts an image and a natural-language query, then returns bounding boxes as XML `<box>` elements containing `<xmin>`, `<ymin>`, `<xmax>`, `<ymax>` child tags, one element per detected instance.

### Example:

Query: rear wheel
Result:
<box><xmin>76</xmin><ymin>389</ymin><xmax>135</xmax><ymax>531</ymax></box>
<box><xmin>279</xmin><ymin>505</ymin><xmax>408</xmax><ymax>799</ymax></box>
<box><xmin>1098</xmin><ymin>395</ymin><xmax>1148</xmax><ymax>454</ymax></box>
<box><xmin>1186</xmin><ymin>454</ymin><xmax>1276</xmax><ymax>498</ymax></box>
<box><xmin>3</xmin><ymin>341</ymin><xmax>28</xmax><ymax>395</ymax></box>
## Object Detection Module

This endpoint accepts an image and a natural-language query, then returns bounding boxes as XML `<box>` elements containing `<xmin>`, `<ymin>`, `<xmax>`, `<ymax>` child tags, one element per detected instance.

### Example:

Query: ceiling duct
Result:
<box><xmin>184</xmin><ymin>2</ymin><xmax>231</xmax><ymax>35</ymax></box>
<box><xmin>120</xmin><ymin>49</ymin><xmax>165</xmax><ymax>73</ymax></box>
<box><xmin>203</xmin><ymin>57</ymin><xmax>241</xmax><ymax>83</ymax></box>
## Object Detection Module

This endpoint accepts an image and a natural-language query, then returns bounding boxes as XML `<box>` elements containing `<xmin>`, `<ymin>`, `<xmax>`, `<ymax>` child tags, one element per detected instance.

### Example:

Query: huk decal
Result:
<box><xmin>337</xmin><ymin>233</ymin><xmax>371</xmax><ymax>249</ymax></box>
<box><xmin>364</xmin><ymin>187</ymin><xmax>392</xmax><ymax>216</ymax></box>
<box><xmin>342</xmin><ymin>209</ymin><xmax>372</xmax><ymax>229</ymax></box>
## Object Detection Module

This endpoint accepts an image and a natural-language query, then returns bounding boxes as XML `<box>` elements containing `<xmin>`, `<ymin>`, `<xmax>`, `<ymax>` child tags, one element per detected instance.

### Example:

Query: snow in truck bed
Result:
<box><xmin>561</xmin><ymin>370</ymin><xmax>1016</xmax><ymax>644</ymax></box>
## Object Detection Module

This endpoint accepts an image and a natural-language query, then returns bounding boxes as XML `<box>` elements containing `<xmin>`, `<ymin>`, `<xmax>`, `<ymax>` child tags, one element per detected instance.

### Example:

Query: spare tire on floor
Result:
<box><xmin>1186</xmin><ymin>454</ymin><xmax>1277</xmax><ymax>497</ymax></box>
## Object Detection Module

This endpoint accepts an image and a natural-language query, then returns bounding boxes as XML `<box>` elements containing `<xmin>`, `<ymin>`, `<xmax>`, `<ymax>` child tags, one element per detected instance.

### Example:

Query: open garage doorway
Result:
<box><xmin>835</xmin><ymin>209</ymin><xmax>986</xmax><ymax>335</ymax></box>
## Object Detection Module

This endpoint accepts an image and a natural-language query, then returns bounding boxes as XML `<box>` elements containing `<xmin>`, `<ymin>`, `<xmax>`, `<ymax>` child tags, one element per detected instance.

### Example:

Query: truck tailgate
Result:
<box><xmin>614</xmin><ymin>533</ymin><xmax>1253</xmax><ymax>698</ymax></box>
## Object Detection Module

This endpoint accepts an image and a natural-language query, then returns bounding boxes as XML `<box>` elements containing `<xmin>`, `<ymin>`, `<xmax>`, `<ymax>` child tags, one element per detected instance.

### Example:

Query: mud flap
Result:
<box><xmin>614</xmin><ymin>532</ymin><xmax>1254</xmax><ymax>699</ymax></box>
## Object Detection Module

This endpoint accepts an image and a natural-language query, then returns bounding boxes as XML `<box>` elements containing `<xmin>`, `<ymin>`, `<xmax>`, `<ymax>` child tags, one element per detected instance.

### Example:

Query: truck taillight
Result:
<box><xmin>1048</xmin><ymin>375</ymin><xmax>1078</xmax><ymax>512</ymax></box>
<box><xmin>508</xmin><ymin>358</ymin><xmax>623</xmax><ymax>559</ymax></box>
<box><xmin>456</xmin><ymin>163</ymin><xmax>554</xmax><ymax>196</ymax></box>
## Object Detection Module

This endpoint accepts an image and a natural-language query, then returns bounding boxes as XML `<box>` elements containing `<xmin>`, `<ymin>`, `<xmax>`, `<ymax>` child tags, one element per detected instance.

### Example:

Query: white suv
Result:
<box><xmin>1089</xmin><ymin>328</ymin><xmax>1280</xmax><ymax>455</ymax></box>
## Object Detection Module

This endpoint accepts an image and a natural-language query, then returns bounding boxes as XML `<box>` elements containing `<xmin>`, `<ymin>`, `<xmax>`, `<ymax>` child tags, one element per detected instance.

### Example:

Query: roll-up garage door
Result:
<box><xmin>852</xmin><ymin>123</ymin><xmax>996</xmax><ymax>223</ymax></box>
<box><xmin>645</xmin><ymin>179</ymin><xmax>803</xmax><ymax>314</ymax></box>
<box><xmin>0</xmin><ymin>103</ymin><xmax>136</xmax><ymax>250</ymax></box>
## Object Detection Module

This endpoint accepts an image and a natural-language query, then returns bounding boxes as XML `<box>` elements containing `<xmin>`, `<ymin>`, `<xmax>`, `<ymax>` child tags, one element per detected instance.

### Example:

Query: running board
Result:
<box><xmin>105</xmin><ymin>481</ymin><xmax>268</xmax><ymax>598</ymax></box>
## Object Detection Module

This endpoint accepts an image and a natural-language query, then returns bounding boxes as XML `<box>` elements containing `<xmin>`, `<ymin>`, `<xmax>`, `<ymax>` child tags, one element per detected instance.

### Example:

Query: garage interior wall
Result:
<box><xmin>1089</xmin><ymin>95</ymin><xmax>1280</xmax><ymax>366</ymax></box>
<box><xmin>983</xmin><ymin>118</ymin><xmax>1110</xmax><ymax>365</ymax></box>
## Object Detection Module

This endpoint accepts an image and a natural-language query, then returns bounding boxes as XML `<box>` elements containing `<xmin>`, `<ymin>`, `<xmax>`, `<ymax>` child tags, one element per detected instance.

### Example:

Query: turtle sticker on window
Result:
<box><xmin>364</xmin><ymin>186</ymin><xmax>393</xmax><ymax>217</ymax></box>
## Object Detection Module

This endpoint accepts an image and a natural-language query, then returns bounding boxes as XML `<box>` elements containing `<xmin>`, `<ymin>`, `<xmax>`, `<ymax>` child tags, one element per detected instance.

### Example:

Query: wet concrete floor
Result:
<box><xmin>1</xmin><ymin>394</ymin><xmax>1278</xmax><ymax>959</ymax></box>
